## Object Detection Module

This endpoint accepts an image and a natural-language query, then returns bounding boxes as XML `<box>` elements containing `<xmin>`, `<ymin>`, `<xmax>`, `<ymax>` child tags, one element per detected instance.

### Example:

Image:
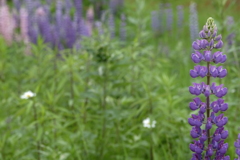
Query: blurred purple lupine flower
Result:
<box><xmin>159</xmin><ymin>3</ymin><xmax>164</xmax><ymax>32</ymax></box>
<box><xmin>189</xmin><ymin>2</ymin><xmax>199</xmax><ymax>42</ymax></box>
<box><xmin>177</xmin><ymin>5</ymin><xmax>184</xmax><ymax>29</ymax></box>
<box><xmin>109</xmin><ymin>0</ymin><xmax>124</xmax><ymax>14</ymax></box>
<box><xmin>151</xmin><ymin>11</ymin><xmax>160</xmax><ymax>33</ymax></box>
<box><xmin>120</xmin><ymin>13</ymin><xmax>126</xmax><ymax>41</ymax></box>
<box><xmin>74</xmin><ymin>0</ymin><xmax>82</xmax><ymax>21</ymax></box>
<box><xmin>63</xmin><ymin>15</ymin><xmax>76</xmax><ymax>48</ymax></box>
<box><xmin>189</xmin><ymin>17</ymin><xmax>230</xmax><ymax>160</ymax></box>
<box><xmin>86</xmin><ymin>6</ymin><xmax>94</xmax><ymax>36</ymax></box>
<box><xmin>165</xmin><ymin>3</ymin><xmax>173</xmax><ymax>31</ymax></box>
<box><xmin>65</xmin><ymin>0</ymin><xmax>73</xmax><ymax>15</ymax></box>
<box><xmin>36</xmin><ymin>7</ymin><xmax>52</xmax><ymax>44</ymax></box>
<box><xmin>95</xmin><ymin>21</ymin><xmax>104</xmax><ymax>36</ymax></box>
<box><xmin>234</xmin><ymin>134</ymin><xmax>240</xmax><ymax>160</ymax></box>
<box><xmin>0</xmin><ymin>4</ymin><xmax>16</xmax><ymax>44</ymax></box>
<box><xmin>225</xmin><ymin>16</ymin><xmax>235</xmax><ymax>50</ymax></box>
<box><xmin>20</xmin><ymin>7</ymin><xmax>29</xmax><ymax>44</ymax></box>
<box><xmin>13</xmin><ymin>0</ymin><xmax>21</xmax><ymax>12</ymax></box>
<box><xmin>108</xmin><ymin>13</ymin><xmax>115</xmax><ymax>38</ymax></box>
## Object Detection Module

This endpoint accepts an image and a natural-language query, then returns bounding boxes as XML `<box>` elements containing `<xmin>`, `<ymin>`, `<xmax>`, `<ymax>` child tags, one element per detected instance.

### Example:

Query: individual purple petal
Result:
<box><xmin>206</xmin><ymin>118</ymin><xmax>212</xmax><ymax>130</ymax></box>
<box><xmin>204</xmin><ymin>50</ymin><xmax>212</xmax><ymax>62</ymax></box>
<box><xmin>190</xmin><ymin>143</ymin><xmax>195</xmax><ymax>152</ymax></box>
<box><xmin>214</xmin><ymin>34</ymin><xmax>222</xmax><ymax>41</ymax></box>
<box><xmin>192</xmin><ymin>41</ymin><xmax>201</xmax><ymax>50</ymax></box>
<box><xmin>191</xmin><ymin>51</ymin><xmax>203</xmax><ymax>63</ymax></box>
<box><xmin>221</xmin><ymin>130</ymin><xmax>228</xmax><ymax>139</ymax></box>
<box><xmin>214</xmin><ymin>133</ymin><xmax>221</xmax><ymax>141</ymax></box>
<box><xmin>217</xmin><ymin>66</ymin><xmax>227</xmax><ymax>78</ymax></box>
<box><xmin>219</xmin><ymin>143</ymin><xmax>228</xmax><ymax>154</ymax></box>
<box><xmin>214</xmin><ymin>40</ymin><xmax>223</xmax><ymax>49</ymax></box>
<box><xmin>189</xmin><ymin>102</ymin><xmax>198</xmax><ymax>110</ymax></box>
<box><xmin>209</xmin><ymin>39</ymin><xmax>214</xmax><ymax>48</ymax></box>
<box><xmin>237</xmin><ymin>149</ymin><xmax>240</xmax><ymax>156</ymax></box>
<box><xmin>210</xmin><ymin>65</ymin><xmax>218</xmax><ymax>77</ymax></box>
<box><xmin>190</xmin><ymin>69</ymin><xmax>198</xmax><ymax>78</ymax></box>
<box><xmin>220</xmin><ymin>103</ymin><xmax>228</xmax><ymax>111</ymax></box>
<box><xmin>199</xmin><ymin>30</ymin><xmax>207</xmax><ymax>38</ymax></box>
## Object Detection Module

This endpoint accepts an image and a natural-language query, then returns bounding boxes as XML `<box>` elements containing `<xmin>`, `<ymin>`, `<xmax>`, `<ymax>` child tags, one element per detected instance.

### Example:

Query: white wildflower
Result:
<box><xmin>143</xmin><ymin>117</ymin><xmax>156</xmax><ymax>128</ymax></box>
<box><xmin>20</xmin><ymin>91</ymin><xmax>36</xmax><ymax>99</ymax></box>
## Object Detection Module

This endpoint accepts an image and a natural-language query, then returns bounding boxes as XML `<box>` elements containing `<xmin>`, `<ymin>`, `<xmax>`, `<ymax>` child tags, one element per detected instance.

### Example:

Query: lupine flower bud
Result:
<box><xmin>214</xmin><ymin>34</ymin><xmax>222</xmax><ymax>41</ymax></box>
<box><xmin>190</xmin><ymin>65</ymin><xmax>207</xmax><ymax>78</ymax></box>
<box><xmin>204</xmin><ymin>50</ymin><xmax>212</xmax><ymax>62</ymax></box>
<box><xmin>214</xmin><ymin>40</ymin><xmax>223</xmax><ymax>49</ymax></box>
<box><xmin>212</xmin><ymin>51</ymin><xmax>227</xmax><ymax>63</ymax></box>
<box><xmin>191</xmin><ymin>51</ymin><xmax>203</xmax><ymax>63</ymax></box>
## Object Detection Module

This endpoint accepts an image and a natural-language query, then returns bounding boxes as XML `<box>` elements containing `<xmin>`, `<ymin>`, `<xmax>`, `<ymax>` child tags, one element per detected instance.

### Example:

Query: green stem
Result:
<box><xmin>206</xmin><ymin>62</ymin><xmax>211</xmax><ymax>145</ymax></box>
<box><xmin>33</xmin><ymin>102</ymin><xmax>40</xmax><ymax>160</ymax></box>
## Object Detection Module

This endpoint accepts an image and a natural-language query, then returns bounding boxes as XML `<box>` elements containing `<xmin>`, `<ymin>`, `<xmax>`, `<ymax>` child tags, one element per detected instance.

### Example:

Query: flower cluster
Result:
<box><xmin>190</xmin><ymin>65</ymin><xmax>227</xmax><ymax>78</ymax></box>
<box><xmin>188</xmin><ymin>17</ymin><xmax>230</xmax><ymax>159</ymax></box>
<box><xmin>142</xmin><ymin>118</ymin><xmax>156</xmax><ymax>128</ymax></box>
<box><xmin>189</xmin><ymin>82</ymin><xmax>227</xmax><ymax>98</ymax></box>
<box><xmin>20</xmin><ymin>91</ymin><xmax>36</xmax><ymax>99</ymax></box>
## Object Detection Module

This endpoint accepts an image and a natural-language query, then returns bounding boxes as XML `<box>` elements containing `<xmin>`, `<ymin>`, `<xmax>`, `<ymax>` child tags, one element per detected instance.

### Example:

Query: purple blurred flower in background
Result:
<box><xmin>165</xmin><ymin>3</ymin><xmax>173</xmax><ymax>31</ymax></box>
<box><xmin>120</xmin><ymin>13</ymin><xmax>126</xmax><ymax>41</ymax></box>
<box><xmin>109</xmin><ymin>0</ymin><xmax>124</xmax><ymax>14</ymax></box>
<box><xmin>108</xmin><ymin>13</ymin><xmax>115</xmax><ymax>38</ymax></box>
<box><xmin>20</xmin><ymin>7</ymin><xmax>29</xmax><ymax>44</ymax></box>
<box><xmin>95</xmin><ymin>21</ymin><xmax>104</xmax><ymax>36</ymax></box>
<box><xmin>226</xmin><ymin>16</ymin><xmax>235</xmax><ymax>50</ymax></box>
<box><xmin>0</xmin><ymin>4</ymin><xmax>15</xmax><ymax>44</ymax></box>
<box><xmin>151</xmin><ymin>11</ymin><xmax>160</xmax><ymax>33</ymax></box>
<box><xmin>189</xmin><ymin>2</ymin><xmax>199</xmax><ymax>42</ymax></box>
<box><xmin>234</xmin><ymin>134</ymin><xmax>240</xmax><ymax>160</ymax></box>
<box><xmin>177</xmin><ymin>5</ymin><xmax>184</xmax><ymax>29</ymax></box>
<box><xmin>86</xmin><ymin>6</ymin><xmax>94</xmax><ymax>36</ymax></box>
<box><xmin>159</xmin><ymin>3</ymin><xmax>164</xmax><ymax>32</ymax></box>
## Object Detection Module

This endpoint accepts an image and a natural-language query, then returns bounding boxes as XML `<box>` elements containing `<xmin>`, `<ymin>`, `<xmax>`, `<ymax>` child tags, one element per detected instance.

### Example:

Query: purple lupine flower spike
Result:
<box><xmin>120</xmin><ymin>13</ymin><xmax>126</xmax><ymax>41</ymax></box>
<box><xmin>151</xmin><ymin>11</ymin><xmax>160</xmax><ymax>33</ymax></box>
<box><xmin>108</xmin><ymin>13</ymin><xmax>115</xmax><ymax>39</ymax></box>
<box><xmin>177</xmin><ymin>5</ymin><xmax>184</xmax><ymax>29</ymax></box>
<box><xmin>165</xmin><ymin>3</ymin><xmax>173</xmax><ymax>31</ymax></box>
<box><xmin>189</xmin><ymin>17</ymin><xmax>229</xmax><ymax>159</ymax></box>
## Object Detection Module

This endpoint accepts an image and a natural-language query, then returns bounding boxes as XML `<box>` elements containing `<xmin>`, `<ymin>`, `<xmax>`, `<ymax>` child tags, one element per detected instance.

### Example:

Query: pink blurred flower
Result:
<box><xmin>0</xmin><ymin>4</ymin><xmax>16</xmax><ymax>44</ymax></box>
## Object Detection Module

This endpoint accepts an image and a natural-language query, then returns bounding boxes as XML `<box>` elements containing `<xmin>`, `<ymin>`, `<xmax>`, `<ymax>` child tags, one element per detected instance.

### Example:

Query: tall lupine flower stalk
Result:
<box><xmin>189</xmin><ymin>2</ymin><xmax>199</xmax><ymax>42</ymax></box>
<box><xmin>234</xmin><ymin>134</ymin><xmax>240</xmax><ymax>160</ymax></box>
<box><xmin>189</xmin><ymin>17</ymin><xmax>230</xmax><ymax>160</ymax></box>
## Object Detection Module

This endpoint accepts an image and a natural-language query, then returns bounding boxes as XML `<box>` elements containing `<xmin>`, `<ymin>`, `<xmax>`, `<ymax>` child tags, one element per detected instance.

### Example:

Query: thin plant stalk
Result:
<box><xmin>33</xmin><ymin>102</ymin><xmax>40</xmax><ymax>160</ymax></box>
